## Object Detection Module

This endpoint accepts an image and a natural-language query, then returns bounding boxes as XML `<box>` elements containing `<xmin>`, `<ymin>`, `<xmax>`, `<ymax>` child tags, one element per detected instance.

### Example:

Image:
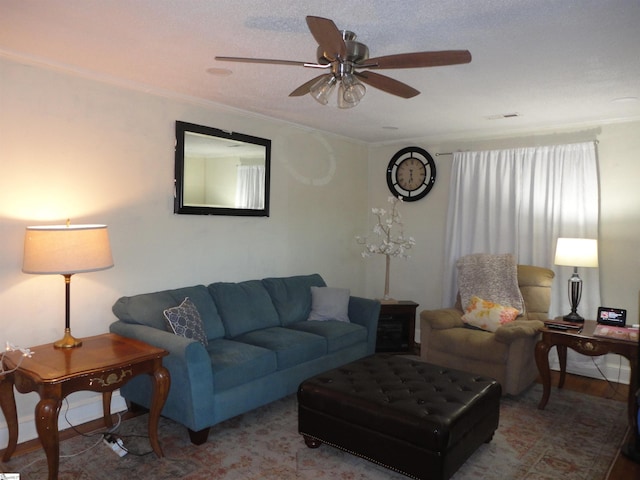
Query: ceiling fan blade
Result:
<box><xmin>215</xmin><ymin>56</ymin><xmax>308</xmax><ymax>67</ymax></box>
<box><xmin>306</xmin><ymin>16</ymin><xmax>346</xmax><ymax>61</ymax></box>
<box><xmin>355</xmin><ymin>71</ymin><xmax>420</xmax><ymax>99</ymax></box>
<box><xmin>289</xmin><ymin>74</ymin><xmax>329</xmax><ymax>97</ymax></box>
<box><xmin>365</xmin><ymin>50</ymin><xmax>472</xmax><ymax>69</ymax></box>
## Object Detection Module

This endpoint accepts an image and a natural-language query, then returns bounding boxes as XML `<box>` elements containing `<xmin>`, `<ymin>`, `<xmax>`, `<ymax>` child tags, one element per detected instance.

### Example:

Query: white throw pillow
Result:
<box><xmin>307</xmin><ymin>286</ymin><xmax>350</xmax><ymax>322</ymax></box>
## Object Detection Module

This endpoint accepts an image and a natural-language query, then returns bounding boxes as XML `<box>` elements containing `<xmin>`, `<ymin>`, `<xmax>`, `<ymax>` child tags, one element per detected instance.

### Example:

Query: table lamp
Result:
<box><xmin>554</xmin><ymin>237</ymin><xmax>598</xmax><ymax>322</ymax></box>
<box><xmin>22</xmin><ymin>222</ymin><xmax>113</xmax><ymax>348</ymax></box>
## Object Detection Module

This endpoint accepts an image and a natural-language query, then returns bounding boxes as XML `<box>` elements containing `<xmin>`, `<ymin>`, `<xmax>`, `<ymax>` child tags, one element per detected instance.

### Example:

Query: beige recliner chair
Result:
<box><xmin>420</xmin><ymin>265</ymin><xmax>555</xmax><ymax>395</ymax></box>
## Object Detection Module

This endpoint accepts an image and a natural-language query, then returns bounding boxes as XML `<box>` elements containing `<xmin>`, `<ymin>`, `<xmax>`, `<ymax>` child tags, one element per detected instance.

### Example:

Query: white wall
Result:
<box><xmin>0</xmin><ymin>56</ymin><xmax>369</xmax><ymax>443</ymax></box>
<box><xmin>366</xmin><ymin>122</ymin><xmax>640</xmax><ymax>382</ymax></box>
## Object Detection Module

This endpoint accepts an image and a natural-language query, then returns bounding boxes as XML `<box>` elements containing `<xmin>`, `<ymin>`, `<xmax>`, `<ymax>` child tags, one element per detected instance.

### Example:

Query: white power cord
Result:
<box><xmin>1</xmin><ymin>342</ymin><xmax>34</xmax><ymax>375</ymax></box>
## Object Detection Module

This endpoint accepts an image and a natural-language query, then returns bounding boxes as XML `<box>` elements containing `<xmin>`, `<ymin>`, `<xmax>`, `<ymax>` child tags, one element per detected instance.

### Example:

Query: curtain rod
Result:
<box><xmin>436</xmin><ymin>140</ymin><xmax>598</xmax><ymax>158</ymax></box>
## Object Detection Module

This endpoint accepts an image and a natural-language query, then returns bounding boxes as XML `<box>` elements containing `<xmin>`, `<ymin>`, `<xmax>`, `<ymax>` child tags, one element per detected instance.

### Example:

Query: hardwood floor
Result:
<box><xmin>538</xmin><ymin>371</ymin><xmax>640</xmax><ymax>480</ymax></box>
<box><xmin>2</xmin><ymin>372</ymin><xmax>639</xmax><ymax>478</ymax></box>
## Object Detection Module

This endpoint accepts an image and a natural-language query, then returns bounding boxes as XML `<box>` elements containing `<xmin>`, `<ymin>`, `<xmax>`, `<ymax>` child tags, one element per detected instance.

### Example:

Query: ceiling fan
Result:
<box><xmin>215</xmin><ymin>16</ymin><xmax>472</xmax><ymax>109</ymax></box>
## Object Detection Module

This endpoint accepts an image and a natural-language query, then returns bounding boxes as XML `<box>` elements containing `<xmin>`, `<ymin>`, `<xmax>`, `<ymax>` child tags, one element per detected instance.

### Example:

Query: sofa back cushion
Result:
<box><xmin>262</xmin><ymin>274</ymin><xmax>326</xmax><ymax>326</ymax></box>
<box><xmin>208</xmin><ymin>280</ymin><xmax>280</xmax><ymax>338</ymax></box>
<box><xmin>112</xmin><ymin>285</ymin><xmax>226</xmax><ymax>341</ymax></box>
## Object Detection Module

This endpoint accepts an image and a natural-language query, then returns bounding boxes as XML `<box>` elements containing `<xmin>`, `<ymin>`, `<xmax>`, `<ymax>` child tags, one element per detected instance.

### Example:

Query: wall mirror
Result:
<box><xmin>174</xmin><ymin>121</ymin><xmax>271</xmax><ymax>216</ymax></box>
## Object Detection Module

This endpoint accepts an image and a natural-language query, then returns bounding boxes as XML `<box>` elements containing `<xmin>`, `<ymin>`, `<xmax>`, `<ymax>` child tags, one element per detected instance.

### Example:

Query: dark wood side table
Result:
<box><xmin>0</xmin><ymin>333</ymin><xmax>170</xmax><ymax>480</ymax></box>
<box><xmin>535</xmin><ymin>320</ymin><xmax>638</xmax><ymax>430</ymax></box>
<box><xmin>376</xmin><ymin>301</ymin><xmax>419</xmax><ymax>354</ymax></box>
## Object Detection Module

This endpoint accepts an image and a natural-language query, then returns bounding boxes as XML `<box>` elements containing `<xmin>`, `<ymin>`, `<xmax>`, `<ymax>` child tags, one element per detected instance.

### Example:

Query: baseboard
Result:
<box><xmin>0</xmin><ymin>391</ymin><xmax>128</xmax><ymax>447</ymax></box>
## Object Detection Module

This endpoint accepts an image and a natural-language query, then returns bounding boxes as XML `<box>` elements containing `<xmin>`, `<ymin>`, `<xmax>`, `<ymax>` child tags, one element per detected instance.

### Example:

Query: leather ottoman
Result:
<box><xmin>297</xmin><ymin>354</ymin><xmax>501</xmax><ymax>480</ymax></box>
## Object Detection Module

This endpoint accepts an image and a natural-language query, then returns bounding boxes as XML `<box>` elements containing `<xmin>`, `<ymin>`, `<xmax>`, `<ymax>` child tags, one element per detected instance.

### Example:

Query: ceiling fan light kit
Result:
<box><xmin>311</xmin><ymin>71</ymin><xmax>366</xmax><ymax>109</ymax></box>
<box><xmin>215</xmin><ymin>16</ymin><xmax>471</xmax><ymax>109</ymax></box>
<box><xmin>309</xmin><ymin>75</ymin><xmax>336</xmax><ymax>105</ymax></box>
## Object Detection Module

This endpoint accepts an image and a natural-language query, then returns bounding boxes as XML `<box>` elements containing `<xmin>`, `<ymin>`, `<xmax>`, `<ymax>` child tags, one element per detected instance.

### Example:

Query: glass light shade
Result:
<box><xmin>554</xmin><ymin>238</ymin><xmax>598</xmax><ymax>268</ymax></box>
<box><xmin>338</xmin><ymin>73</ymin><xmax>366</xmax><ymax>109</ymax></box>
<box><xmin>23</xmin><ymin>224</ymin><xmax>114</xmax><ymax>274</ymax></box>
<box><xmin>309</xmin><ymin>75</ymin><xmax>337</xmax><ymax>105</ymax></box>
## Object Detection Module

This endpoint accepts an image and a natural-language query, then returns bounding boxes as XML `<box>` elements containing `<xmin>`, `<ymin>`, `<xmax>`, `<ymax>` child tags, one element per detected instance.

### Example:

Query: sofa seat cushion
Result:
<box><xmin>112</xmin><ymin>285</ymin><xmax>226</xmax><ymax>341</ymax></box>
<box><xmin>262</xmin><ymin>274</ymin><xmax>326</xmax><ymax>326</ymax></box>
<box><xmin>208</xmin><ymin>280</ymin><xmax>280</xmax><ymax>337</ymax></box>
<box><xmin>207</xmin><ymin>339</ymin><xmax>277</xmax><ymax>391</ymax></box>
<box><xmin>429</xmin><ymin>328</ymin><xmax>507</xmax><ymax>364</ymax></box>
<box><xmin>287</xmin><ymin>321</ymin><xmax>367</xmax><ymax>353</ymax></box>
<box><xmin>235</xmin><ymin>327</ymin><xmax>326</xmax><ymax>369</ymax></box>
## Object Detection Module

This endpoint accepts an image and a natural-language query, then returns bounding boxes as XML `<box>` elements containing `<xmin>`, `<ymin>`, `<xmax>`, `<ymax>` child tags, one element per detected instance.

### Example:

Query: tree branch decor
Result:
<box><xmin>356</xmin><ymin>196</ymin><xmax>415</xmax><ymax>301</ymax></box>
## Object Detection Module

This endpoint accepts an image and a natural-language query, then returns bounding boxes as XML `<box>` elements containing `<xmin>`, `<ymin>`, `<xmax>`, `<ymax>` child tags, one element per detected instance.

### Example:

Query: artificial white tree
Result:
<box><xmin>356</xmin><ymin>196</ymin><xmax>415</xmax><ymax>301</ymax></box>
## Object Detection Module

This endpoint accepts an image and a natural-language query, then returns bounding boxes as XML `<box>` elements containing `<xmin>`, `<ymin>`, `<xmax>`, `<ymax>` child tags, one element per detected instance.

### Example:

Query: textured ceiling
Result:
<box><xmin>1</xmin><ymin>0</ymin><xmax>639</xmax><ymax>143</ymax></box>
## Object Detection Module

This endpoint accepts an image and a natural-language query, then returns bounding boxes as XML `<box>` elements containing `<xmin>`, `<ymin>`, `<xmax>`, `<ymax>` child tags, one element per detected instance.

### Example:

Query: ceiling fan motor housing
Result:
<box><xmin>316</xmin><ymin>30</ymin><xmax>369</xmax><ymax>77</ymax></box>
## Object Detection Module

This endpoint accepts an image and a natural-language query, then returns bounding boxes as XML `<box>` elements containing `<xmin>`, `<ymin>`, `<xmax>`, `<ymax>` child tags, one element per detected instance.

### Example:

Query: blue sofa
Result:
<box><xmin>109</xmin><ymin>273</ymin><xmax>380</xmax><ymax>444</ymax></box>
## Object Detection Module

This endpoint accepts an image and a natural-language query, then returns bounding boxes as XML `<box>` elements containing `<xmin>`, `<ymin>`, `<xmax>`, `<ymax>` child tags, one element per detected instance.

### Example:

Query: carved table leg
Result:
<box><xmin>148</xmin><ymin>365</ymin><xmax>170</xmax><ymax>457</ymax></box>
<box><xmin>557</xmin><ymin>345</ymin><xmax>568</xmax><ymax>389</ymax></box>
<box><xmin>0</xmin><ymin>375</ymin><xmax>18</xmax><ymax>462</ymax></box>
<box><xmin>35</xmin><ymin>397</ymin><xmax>62</xmax><ymax>480</ymax></box>
<box><xmin>628</xmin><ymin>358</ymin><xmax>638</xmax><ymax>430</ymax></box>
<box><xmin>103</xmin><ymin>391</ymin><xmax>114</xmax><ymax>428</ymax></box>
<box><xmin>535</xmin><ymin>339</ymin><xmax>552</xmax><ymax>410</ymax></box>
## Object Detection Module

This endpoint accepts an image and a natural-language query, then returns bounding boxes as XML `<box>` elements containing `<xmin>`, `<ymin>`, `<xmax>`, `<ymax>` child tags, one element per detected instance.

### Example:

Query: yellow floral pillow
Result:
<box><xmin>461</xmin><ymin>296</ymin><xmax>519</xmax><ymax>332</ymax></box>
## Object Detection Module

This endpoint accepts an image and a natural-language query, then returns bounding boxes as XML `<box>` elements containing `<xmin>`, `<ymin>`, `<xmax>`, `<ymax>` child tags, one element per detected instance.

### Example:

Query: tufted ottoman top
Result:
<box><xmin>298</xmin><ymin>354</ymin><xmax>501</xmax><ymax>452</ymax></box>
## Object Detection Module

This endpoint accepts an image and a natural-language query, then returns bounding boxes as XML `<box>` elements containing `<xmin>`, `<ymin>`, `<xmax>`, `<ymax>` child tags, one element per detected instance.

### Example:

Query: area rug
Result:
<box><xmin>2</xmin><ymin>384</ymin><xmax>627</xmax><ymax>479</ymax></box>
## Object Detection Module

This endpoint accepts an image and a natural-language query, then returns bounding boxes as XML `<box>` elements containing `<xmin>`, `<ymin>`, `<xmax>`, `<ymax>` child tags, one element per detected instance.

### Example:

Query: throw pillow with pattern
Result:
<box><xmin>461</xmin><ymin>295</ymin><xmax>519</xmax><ymax>332</ymax></box>
<box><xmin>163</xmin><ymin>297</ymin><xmax>208</xmax><ymax>346</ymax></box>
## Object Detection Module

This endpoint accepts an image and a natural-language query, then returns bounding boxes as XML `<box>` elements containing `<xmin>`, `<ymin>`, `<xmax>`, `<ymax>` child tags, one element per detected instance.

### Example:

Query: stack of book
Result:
<box><xmin>593</xmin><ymin>324</ymin><xmax>639</xmax><ymax>342</ymax></box>
<box><xmin>543</xmin><ymin>320</ymin><xmax>583</xmax><ymax>332</ymax></box>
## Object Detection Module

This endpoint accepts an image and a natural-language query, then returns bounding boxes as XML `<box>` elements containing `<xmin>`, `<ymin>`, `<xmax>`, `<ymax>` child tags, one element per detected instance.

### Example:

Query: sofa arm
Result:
<box><xmin>348</xmin><ymin>296</ymin><xmax>381</xmax><ymax>355</ymax></box>
<box><xmin>494</xmin><ymin>319</ymin><xmax>544</xmax><ymax>344</ymax></box>
<box><xmin>420</xmin><ymin>308</ymin><xmax>465</xmax><ymax>330</ymax></box>
<box><xmin>109</xmin><ymin>321</ymin><xmax>216</xmax><ymax>431</ymax></box>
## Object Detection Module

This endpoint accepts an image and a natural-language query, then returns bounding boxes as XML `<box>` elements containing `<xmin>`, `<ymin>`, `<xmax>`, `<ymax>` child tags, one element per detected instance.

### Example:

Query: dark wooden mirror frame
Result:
<box><xmin>174</xmin><ymin>121</ymin><xmax>271</xmax><ymax>216</ymax></box>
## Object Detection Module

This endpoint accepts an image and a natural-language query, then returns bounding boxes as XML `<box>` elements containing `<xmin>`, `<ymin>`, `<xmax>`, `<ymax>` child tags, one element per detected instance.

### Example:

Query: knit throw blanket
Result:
<box><xmin>456</xmin><ymin>253</ymin><xmax>525</xmax><ymax>314</ymax></box>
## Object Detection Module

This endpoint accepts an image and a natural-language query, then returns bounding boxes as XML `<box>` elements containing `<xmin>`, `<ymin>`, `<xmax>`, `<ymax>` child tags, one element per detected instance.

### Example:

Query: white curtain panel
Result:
<box><xmin>235</xmin><ymin>165</ymin><xmax>265</xmax><ymax>209</ymax></box>
<box><xmin>443</xmin><ymin>142</ymin><xmax>600</xmax><ymax>323</ymax></box>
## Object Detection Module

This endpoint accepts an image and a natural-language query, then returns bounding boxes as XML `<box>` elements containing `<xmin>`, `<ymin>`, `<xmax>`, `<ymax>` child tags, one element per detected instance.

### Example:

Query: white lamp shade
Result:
<box><xmin>554</xmin><ymin>237</ymin><xmax>598</xmax><ymax>268</ymax></box>
<box><xmin>23</xmin><ymin>224</ymin><xmax>114</xmax><ymax>274</ymax></box>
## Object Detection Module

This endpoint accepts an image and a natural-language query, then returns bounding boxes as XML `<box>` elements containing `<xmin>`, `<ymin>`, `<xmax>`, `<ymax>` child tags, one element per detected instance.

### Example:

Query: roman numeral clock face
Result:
<box><xmin>386</xmin><ymin>146</ymin><xmax>436</xmax><ymax>201</ymax></box>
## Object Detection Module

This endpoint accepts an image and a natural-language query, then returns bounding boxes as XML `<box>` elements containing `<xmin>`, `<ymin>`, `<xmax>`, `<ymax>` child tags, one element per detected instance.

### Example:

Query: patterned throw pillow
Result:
<box><xmin>163</xmin><ymin>297</ymin><xmax>208</xmax><ymax>346</ymax></box>
<box><xmin>461</xmin><ymin>295</ymin><xmax>519</xmax><ymax>332</ymax></box>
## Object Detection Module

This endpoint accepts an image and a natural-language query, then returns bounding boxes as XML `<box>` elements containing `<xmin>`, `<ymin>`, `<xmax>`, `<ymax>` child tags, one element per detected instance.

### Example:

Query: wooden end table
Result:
<box><xmin>535</xmin><ymin>320</ymin><xmax>638</xmax><ymax>429</ymax></box>
<box><xmin>376</xmin><ymin>301</ymin><xmax>419</xmax><ymax>354</ymax></box>
<box><xmin>0</xmin><ymin>333</ymin><xmax>169</xmax><ymax>480</ymax></box>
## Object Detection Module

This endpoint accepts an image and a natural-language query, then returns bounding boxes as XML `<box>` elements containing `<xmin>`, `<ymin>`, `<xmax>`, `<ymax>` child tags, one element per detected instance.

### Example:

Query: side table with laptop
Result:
<box><xmin>535</xmin><ymin>318</ymin><xmax>638</xmax><ymax>431</ymax></box>
<box><xmin>0</xmin><ymin>333</ymin><xmax>170</xmax><ymax>480</ymax></box>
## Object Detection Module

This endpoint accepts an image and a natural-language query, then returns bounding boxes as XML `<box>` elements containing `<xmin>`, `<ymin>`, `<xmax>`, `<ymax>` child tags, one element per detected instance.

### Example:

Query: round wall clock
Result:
<box><xmin>386</xmin><ymin>146</ymin><xmax>436</xmax><ymax>202</ymax></box>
